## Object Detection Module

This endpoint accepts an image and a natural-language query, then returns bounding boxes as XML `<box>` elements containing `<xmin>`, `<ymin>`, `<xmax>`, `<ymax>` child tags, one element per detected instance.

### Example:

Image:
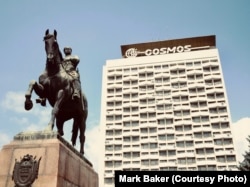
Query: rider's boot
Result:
<box><xmin>73</xmin><ymin>89</ymin><xmax>81</xmax><ymax>100</ymax></box>
<box><xmin>72</xmin><ymin>79</ymin><xmax>81</xmax><ymax>100</ymax></box>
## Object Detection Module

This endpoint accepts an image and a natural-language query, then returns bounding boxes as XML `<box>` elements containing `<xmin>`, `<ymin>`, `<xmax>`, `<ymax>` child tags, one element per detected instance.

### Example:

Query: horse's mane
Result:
<box><xmin>58</xmin><ymin>49</ymin><xmax>63</xmax><ymax>61</ymax></box>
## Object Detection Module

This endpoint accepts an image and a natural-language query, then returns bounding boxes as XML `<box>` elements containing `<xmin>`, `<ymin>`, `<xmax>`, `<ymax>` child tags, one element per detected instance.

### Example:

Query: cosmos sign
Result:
<box><xmin>125</xmin><ymin>45</ymin><xmax>192</xmax><ymax>58</ymax></box>
<box><xmin>121</xmin><ymin>35</ymin><xmax>216</xmax><ymax>58</ymax></box>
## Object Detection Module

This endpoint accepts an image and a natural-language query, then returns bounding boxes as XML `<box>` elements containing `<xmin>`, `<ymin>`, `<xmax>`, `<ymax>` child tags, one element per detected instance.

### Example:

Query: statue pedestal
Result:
<box><xmin>0</xmin><ymin>131</ymin><xmax>98</xmax><ymax>187</ymax></box>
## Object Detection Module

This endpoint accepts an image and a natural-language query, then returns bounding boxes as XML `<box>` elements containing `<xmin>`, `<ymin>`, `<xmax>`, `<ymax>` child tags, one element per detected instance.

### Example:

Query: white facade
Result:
<box><xmin>99</xmin><ymin>36</ymin><xmax>238</xmax><ymax>187</ymax></box>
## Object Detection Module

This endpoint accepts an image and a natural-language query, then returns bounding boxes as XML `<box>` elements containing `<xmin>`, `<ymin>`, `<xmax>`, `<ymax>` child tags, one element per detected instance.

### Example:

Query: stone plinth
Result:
<box><xmin>0</xmin><ymin>131</ymin><xmax>98</xmax><ymax>187</ymax></box>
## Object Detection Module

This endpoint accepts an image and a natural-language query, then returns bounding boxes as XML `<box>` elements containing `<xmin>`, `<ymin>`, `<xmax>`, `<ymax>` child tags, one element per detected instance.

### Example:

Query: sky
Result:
<box><xmin>0</xmin><ymin>1</ymin><xmax>250</xmax><ymax>173</ymax></box>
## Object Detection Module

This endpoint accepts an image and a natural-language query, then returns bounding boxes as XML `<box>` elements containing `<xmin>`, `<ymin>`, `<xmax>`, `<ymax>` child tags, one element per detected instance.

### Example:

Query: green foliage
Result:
<box><xmin>238</xmin><ymin>135</ymin><xmax>250</xmax><ymax>171</ymax></box>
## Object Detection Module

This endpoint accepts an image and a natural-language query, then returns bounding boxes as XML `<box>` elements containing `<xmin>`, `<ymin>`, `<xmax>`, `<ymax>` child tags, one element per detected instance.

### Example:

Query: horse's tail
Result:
<box><xmin>71</xmin><ymin>122</ymin><xmax>78</xmax><ymax>146</ymax></box>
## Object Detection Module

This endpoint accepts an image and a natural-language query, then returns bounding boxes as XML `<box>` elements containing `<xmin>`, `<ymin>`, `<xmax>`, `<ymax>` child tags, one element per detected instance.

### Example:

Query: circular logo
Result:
<box><xmin>125</xmin><ymin>48</ymin><xmax>138</xmax><ymax>58</ymax></box>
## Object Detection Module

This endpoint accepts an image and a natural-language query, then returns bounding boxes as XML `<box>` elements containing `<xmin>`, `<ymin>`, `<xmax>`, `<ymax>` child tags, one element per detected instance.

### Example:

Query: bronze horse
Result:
<box><xmin>24</xmin><ymin>29</ymin><xmax>88</xmax><ymax>155</ymax></box>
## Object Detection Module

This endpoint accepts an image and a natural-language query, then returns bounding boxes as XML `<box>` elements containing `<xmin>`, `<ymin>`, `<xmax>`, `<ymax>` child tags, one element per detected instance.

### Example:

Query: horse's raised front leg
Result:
<box><xmin>24</xmin><ymin>80</ymin><xmax>45</xmax><ymax>110</ymax></box>
<box><xmin>45</xmin><ymin>89</ymin><xmax>65</xmax><ymax>132</ymax></box>
<box><xmin>24</xmin><ymin>80</ymin><xmax>35</xmax><ymax>110</ymax></box>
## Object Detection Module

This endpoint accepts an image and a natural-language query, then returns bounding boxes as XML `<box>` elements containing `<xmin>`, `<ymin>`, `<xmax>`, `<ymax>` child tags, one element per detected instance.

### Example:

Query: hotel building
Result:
<box><xmin>99</xmin><ymin>35</ymin><xmax>238</xmax><ymax>187</ymax></box>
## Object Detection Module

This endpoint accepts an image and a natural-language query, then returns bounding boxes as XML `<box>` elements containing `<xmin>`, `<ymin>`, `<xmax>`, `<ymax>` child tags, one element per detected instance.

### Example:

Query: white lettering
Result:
<box><xmin>166</xmin><ymin>46</ymin><xmax>176</xmax><ymax>53</ymax></box>
<box><xmin>160</xmin><ymin>47</ymin><xmax>167</xmax><ymax>54</ymax></box>
<box><xmin>125</xmin><ymin>45</ymin><xmax>193</xmax><ymax>58</ymax></box>
<box><xmin>152</xmin><ymin>48</ymin><xmax>160</xmax><ymax>55</ymax></box>
<box><xmin>119</xmin><ymin>175</ymin><xmax>141</xmax><ymax>182</ymax></box>
<box><xmin>184</xmin><ymin>44</ymin><xmax>191</xmax><ymax>51</ymax></box>
<box><xmin>143</xmin><ymin>175</ymin><xmax>169</xmax><ymax>182</ymax></box>
<box><xmin>119</xmin><ymin>175</ymin><xmax>126</xmax><ymax>182</ymax></box>
<box><xmin>145</xmin><ymin>45</ymin><xmax>191</xmax><ymax>56</ymax></box>
<box><xmin>176</xmin><ymin>46</ymin><xmax>184</xmax><ymax>53</ymax></box>
<box><xmin>173</xmin><ymin>175</ymin><xmax>215</xmax><ymax>184</ymax></box>
<box><xmin>145</xmin><ymin>49</ymin><xmax>152</xmax><ymax>56</ymax></box>
<box><xmin>217</xmin><ymin>175</ymin><xmax>244</xmax><ymax>183</ymax></box>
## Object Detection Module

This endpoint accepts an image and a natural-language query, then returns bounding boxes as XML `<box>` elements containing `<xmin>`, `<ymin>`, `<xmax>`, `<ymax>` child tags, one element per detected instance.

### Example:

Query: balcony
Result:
<box><xmin>206</xmin><ymin>87</ymin><xmax>224</xmax><ymax>94</ymax></box>
<box><xmin>123</xmin><ymin>75</ymin><xmax>138</xmax><ymax>81</ymax></box>
<box><xmin>210</xmin><ymin>117</ymin><xmax>228</xmax><ymax>123</ymax></box>
<box><xmin>123</xmin><ymin>88</ymin><xmax>139</xmax><ymax>94</ymax></box>
<box><xmin>204</xmin><ymin>74</ymin><xmax>221</xmax><ymax>80</ymax></box>
<box><xmin>138</xmin><ymin>80</ymin><xmax>154</xmax><ymax>86</ymax></box>
<box><xmin>186</xmin><ymin>69</ymin><xmax>203</xmax><ymax>75</ymax></box>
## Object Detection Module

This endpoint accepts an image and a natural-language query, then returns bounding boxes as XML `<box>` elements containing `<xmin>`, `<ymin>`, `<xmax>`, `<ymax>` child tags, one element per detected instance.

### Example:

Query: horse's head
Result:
<box><xmin>43</xmin><ymin>29</ymin><xmax>62</xmax><ymax>64</ymax></box>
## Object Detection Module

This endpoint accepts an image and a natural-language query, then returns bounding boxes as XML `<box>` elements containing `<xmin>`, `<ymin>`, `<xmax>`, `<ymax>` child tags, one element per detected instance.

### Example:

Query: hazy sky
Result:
<box><xmin>0</xmin><ymin>1</ymin><xmax>250</xmax><ymax>172</ymax></box>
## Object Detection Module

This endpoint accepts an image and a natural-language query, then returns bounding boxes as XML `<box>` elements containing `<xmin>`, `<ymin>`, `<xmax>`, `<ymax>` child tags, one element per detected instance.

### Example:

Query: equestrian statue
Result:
<box><xmin>24</xmin><ymin>29</ymin><xmax>88</xmax><ymax>155</ymax></box>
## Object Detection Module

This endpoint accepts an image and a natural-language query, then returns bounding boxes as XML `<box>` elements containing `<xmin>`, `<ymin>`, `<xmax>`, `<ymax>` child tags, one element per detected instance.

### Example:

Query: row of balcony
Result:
<box><xmin>107</xmin><ymin>60</ymin><xmax>219</xmax><ymax>77</ymax></box>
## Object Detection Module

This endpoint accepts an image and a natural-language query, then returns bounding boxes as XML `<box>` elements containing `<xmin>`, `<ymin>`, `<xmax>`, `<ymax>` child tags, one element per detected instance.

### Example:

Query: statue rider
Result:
<box><xmin>63</xmin><ymin>47</ymin><xmax>81</xmax><ymax>100</ymax></box>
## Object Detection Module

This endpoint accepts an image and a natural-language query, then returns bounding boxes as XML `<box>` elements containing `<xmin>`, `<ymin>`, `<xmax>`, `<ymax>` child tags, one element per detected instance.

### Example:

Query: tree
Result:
<box><xmin>238</xmin><ymin>135</ymin><xmax>250</xmax><ymax>171</ymax></box>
